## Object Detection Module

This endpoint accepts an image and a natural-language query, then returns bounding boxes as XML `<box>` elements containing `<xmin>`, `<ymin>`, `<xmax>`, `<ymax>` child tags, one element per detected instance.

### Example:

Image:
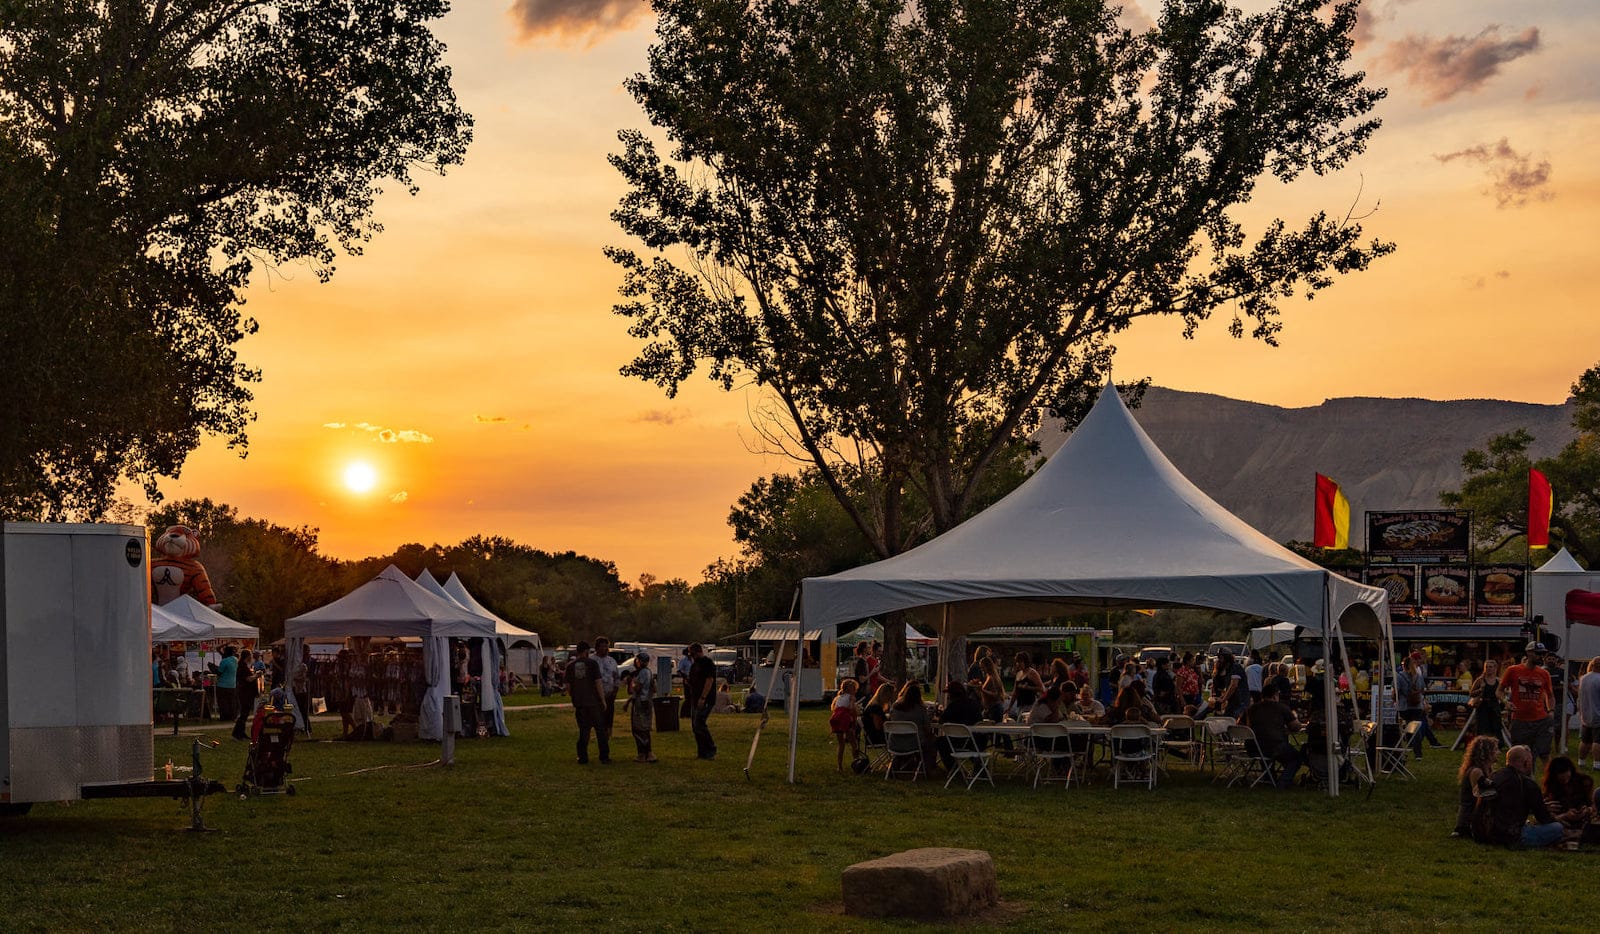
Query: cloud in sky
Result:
<box><xmin>636</xmin><ymin>408</ymin><xmax>689</xmax><ymax>426</ymax></box>
<box><xmin>474</xmin><ymin>415</ymin><xmax>509</xmax><ymax>424</ymax></box>
<box><xmin>390</xmin><ymin>491</ymin><xmax>409</xmax><ymax>504</ymax></box>
<box><xmin>1382</xmin><ymin>26</ymin><xmax>1541</xmax><ymax>104</ymax></box>
<box><xmin>1436</xmin><ymin>139</ymin><xmax>1553</xmax><ymax>208</ymax></box>
<box><xmin>323</xmin><ymin>421</ymin><xmax>435</xmax><ymax>443</ymax></box>
<box><xmin>508</xmin><ymin>0</ymin><xmax>648</xmax><ymax>41</ymax></box>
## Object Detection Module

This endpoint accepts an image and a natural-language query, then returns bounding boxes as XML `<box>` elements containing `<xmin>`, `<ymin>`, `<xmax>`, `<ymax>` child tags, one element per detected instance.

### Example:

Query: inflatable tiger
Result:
<box><xmin>151</xmin><ymin>525</ymin><xmax>218</xmax><ymax>606</ymax></box>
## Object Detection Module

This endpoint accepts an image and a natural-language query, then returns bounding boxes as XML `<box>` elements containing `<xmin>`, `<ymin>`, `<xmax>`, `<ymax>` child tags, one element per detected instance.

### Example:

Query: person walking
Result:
<box><xmin>686</xmin><ymin>643</ymin><xmax>718</xmax><ymax>760</ymax></box>
<box><xmin>626</xmin><ymin>650</ymin><xmax>657</xmax><ymax>763</ymax></box>
<box><xmin>564</xmin><ymin>641</ymin><xmax>610</xmax><ymax>765</ymax></box>
<box><xmin>593</xmin><ymin>636</ymin><xmax>620</xmax><ymax>740</ymax></box>
<box><xmin>232</xmin><ymin>648</ymin><xmax>259</xmax><ymax>740</ymax></box>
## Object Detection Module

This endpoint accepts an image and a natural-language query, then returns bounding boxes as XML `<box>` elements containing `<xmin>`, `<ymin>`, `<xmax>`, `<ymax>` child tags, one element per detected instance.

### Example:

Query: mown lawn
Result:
<box><xmin>2</xmin><ymin>708</ymin><xmax>1596</xmax><ymax>932</ymax></box>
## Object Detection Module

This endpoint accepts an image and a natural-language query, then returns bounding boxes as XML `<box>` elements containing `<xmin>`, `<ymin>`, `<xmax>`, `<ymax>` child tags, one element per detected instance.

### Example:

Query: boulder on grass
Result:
<box><xmin>841</xmin><ymin>847</ymin><xmax>997</xmax><ymax>919</ymax></box>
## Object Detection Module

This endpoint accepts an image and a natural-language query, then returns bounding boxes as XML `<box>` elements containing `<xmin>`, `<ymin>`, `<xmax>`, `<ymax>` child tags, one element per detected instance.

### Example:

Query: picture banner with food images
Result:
<box><xmin>1365</xmin><ymin>511</ymin><xmax>1472</xmax><ymax>564</ymax></box>
<box><xmin>1473</xmin><ymin>565</ymin><xmax>1528</xmax><ymax>619</ymax></box>
<box><xmin>1418</xmin><ymin>565</ymin><xmax>1473</xmax><ymax>618</ymax></box>
<box><xmin>1364</xmin><ymin>566</ymin><xmax>1419</xmax><ymax>621</ymax></box>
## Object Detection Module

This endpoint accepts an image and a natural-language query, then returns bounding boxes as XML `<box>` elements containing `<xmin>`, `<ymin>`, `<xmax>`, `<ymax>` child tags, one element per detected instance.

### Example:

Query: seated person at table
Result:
<box><xmin>888</xmin><ymin>680</ymin><xmax>939</xmax><ymax>775</ymax></box>
<box><xmin>1478</xmin><ymin>745</ymin><xmax>1564</xmax><ymax>848</ymax></box>
<box><xmin>1072</xmin><ymin>687</ymin><xmax>1107</xmax><ymax>723</ymax></box>
<box><xmin>1108</xmin><ymin>681</ymin><xmax>1158</xmax><ymax>726</ymax></box>
<box><xmin>936</xmin><ymin>680</ymin><xmax>984</xmax><ymax>768</ymax></box>
<box><xmin>1243</xmin><ymin>684</ymin><xmax>1304</xmax><ymax>788</ymax></box>
<box><xmin>1028</xmin><ymin>686</ymin><xmax>1067</xmax><ymax>725</ymax></box>
<box><xmin>861</xmin><ymin>683</ymin><xmax>896</xmax><ymax>746</ymax></box>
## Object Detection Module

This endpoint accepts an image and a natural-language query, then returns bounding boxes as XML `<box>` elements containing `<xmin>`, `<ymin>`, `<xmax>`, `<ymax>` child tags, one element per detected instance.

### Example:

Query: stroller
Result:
<box><xmin>238</xmin><ymin>694</ymin><xmax>297</xmax><ymax>796</ymax></box>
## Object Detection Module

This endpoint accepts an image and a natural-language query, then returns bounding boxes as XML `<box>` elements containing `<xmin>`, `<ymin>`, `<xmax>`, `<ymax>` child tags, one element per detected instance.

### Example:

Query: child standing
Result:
<box><xmin>831</xmin><ymin>678</ymin><xmax>862</xmax><ymax>771</ymax></box>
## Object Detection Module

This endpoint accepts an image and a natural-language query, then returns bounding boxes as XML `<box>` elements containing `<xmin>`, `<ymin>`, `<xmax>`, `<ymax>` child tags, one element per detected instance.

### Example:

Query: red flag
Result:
<box><xmin>1529</xmin><ymin>468</ymin><xmax>1552</xmax><ymax>549</ymax></box>
<box><xmin>1314</xmin><ymin>473</ymin><xmax>1350</xmax><ymax>549</ymax></box>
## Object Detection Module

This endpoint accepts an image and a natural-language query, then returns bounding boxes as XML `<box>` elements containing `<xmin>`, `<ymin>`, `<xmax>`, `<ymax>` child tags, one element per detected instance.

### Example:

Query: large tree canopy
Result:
<box><xmin>610</xmin><ymin>0</ymin><xmax>1390</xmax><ymax>564</ymax></box>
<box><xmin>1443</xmin><ymin>363</ymin><xmax>1600</xmax><ymax>567</ymax></box>
<box><xmin>0</xmin><ymin>0</ymin><xmax>472</xmax><ymax>517</ymax></box>
<box><xmin>611</xmin><ymin>0</ymin><xmax>1391</xmax><ymax>676</ymax></box>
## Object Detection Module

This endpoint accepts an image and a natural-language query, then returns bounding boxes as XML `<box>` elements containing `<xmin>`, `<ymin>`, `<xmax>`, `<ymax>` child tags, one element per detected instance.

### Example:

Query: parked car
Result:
<box><xmin>1134</xmin><ymin>646</ymin><xmax>1174</xmax><ymax>664</ymax></box>
<box><xmin>709</xmin><ymin>648</ymin><xmax>740</xmax><ymax>681</ymax></box>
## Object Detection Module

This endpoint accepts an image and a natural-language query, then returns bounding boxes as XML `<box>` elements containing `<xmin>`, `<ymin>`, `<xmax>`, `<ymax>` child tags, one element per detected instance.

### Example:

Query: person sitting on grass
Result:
<box><xmin>1541</xmin><ymin>756</ymin><xmax>1599</xmax><ymax>845</ymax></box>
<box><xmin>1477</xmin><ymin>745</ymin><xmax>1564</xmax><ymax>848</ymax></box>
<box><xmin>714</xmin><ymin>681</ymin><xmax>735</xmax><ymax>714</ymax></box>
<box><xmin>1453</xmin><ymin>735</ymin><xmax>1499</xmax><ymax>838</ymax></box>
<box><xmin>1243</xmin><ymin>684</ymin><xmax>1303</xmax><ymax>788</ymax></box>
<box><xmin>830</xmin><ymin>679</ymin><xmax>862</xmax><ymax>772</ymax></box>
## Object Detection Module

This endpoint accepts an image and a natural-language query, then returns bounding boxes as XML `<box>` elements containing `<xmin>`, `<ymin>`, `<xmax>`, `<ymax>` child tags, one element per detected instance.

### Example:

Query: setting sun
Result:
<box><xmin>343</xmin><ymin>462</ymin><xmax>377</xmax><ymax>494</ymax></box>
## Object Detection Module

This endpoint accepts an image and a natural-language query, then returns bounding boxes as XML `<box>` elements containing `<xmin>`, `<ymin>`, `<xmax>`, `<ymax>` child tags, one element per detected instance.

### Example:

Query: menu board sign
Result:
<box><xmin>1418</xmin><ymin>565</ymin><xmax>1473</xmax><ymax>619</ymax></box>
<box><xmin>1474</xmin><ymin>565</ymin><xmax>1528</xmax><ymax>619</ymax></box>
<box><xmin>1364</xmin><ymin>565</ymin><xmax>1419</xmax><ymax>622</ymax></box>
<box><xmin>1366</xmin><ymin>511</ymin><xmax>1472</xmax><ymax>564</ymax></box>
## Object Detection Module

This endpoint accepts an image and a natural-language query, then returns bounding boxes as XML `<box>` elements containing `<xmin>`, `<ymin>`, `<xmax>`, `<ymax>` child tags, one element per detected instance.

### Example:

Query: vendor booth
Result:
<box><xmin>151</xmin><ymin>595</ymin><xmax>259</xmax><ymax>643</ymax></box>
<box><xmin>752</xmin><ymin>621</ymin><xmax>825</xmax><ymax>703</ymax></box>
<box><xmin>414</xmin><ymin>569</ymin><xmax>511</xmax><ymax>735</ymax></box>
<box><xmin>285</xmin><ymin>566</ymin><xmax>501</xmax><ymax>741</ymax></box>
<box><xmin>442</xmin><ymin>571</ymin><xmax>543</xmax><ymax>681</ymax></box>
<box><xmin>791</xmin><ymin>380</ymin><xmax>1393</xmax><ymax>793</ymax></box>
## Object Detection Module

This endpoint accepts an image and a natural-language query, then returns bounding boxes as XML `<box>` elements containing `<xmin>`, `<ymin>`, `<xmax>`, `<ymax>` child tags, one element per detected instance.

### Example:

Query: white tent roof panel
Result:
<box><xmin>286</xmin><ymin>565</ymin><xmax>497</xmax><ymax>639</ymax></box>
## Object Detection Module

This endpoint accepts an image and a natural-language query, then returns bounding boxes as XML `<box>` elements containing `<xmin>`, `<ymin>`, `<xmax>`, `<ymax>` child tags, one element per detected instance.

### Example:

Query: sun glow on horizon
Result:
<box><xmin>343</xmin><ymin>461</ymin><xmax>378</xmax><ymax>494</ymax></box>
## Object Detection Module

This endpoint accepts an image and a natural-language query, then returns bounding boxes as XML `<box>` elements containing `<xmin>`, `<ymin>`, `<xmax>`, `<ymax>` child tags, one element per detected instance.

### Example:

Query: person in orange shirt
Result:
<box><xmin>1500</xmin><ymin>642</ymin><xmax>1556</xmax><ymax>765</ymax></box>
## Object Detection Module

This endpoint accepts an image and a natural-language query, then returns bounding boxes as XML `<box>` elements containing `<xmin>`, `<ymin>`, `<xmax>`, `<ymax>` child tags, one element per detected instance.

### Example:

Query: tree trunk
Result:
<box><xmin>882</xmin><ymin>610</ymin><xmax>908</xmax><ymax>684</ymax></box>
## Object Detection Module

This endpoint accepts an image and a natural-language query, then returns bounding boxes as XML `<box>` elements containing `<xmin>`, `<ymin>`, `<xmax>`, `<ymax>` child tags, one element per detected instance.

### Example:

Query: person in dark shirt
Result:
<box><xmin>1152</xmin><ymin>658</ymin><xmax>1178</xmax><ymax>714</ymax></box>
<box><xmin>686</xmin><ymin>643</ymin><xmax>718</xmax><ymax>760</ymax></box>
<box><xmin>1243</xmin><ymin>684</ymin><xmax>1302</xmax><ymax>787</ymax></box>
<box><xmin>935</xmin><ymin>680</ymin><xmax>984</xmax><ymax>768</ymax></box>
<box><xmin>1480</xmin><ymin>744</ymin><xmax>1564</xmax><ymax>847</ymax></box>
<box><xmin>564</xmin><ymin>641</ymin><xmax>610</xmax><ymax>765</ymax></box>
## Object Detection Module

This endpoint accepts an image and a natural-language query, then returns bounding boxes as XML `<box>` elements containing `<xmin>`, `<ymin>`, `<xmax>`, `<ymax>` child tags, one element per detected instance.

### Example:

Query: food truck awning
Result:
<box><xmin>750</xmin><ymin>623</ymin><xmax>822</xmax><ymax>641</ymax></box>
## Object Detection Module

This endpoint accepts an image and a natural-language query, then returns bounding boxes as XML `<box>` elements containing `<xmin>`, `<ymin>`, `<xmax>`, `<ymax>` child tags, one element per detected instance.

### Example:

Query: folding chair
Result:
<box><xmin>883</xmin><ymin>720</ymin><xmax>925</xmax><ymax>782</ymax></box>
<box><xmin>1200</xmin><ymin>716</ymin><xmax>1237</xmax><ymax>773</ymax></box>
<box><xmin>1225</xmin><ymin>724</ymin><xmax>1276</xmax><ymax>789</ymax></box>
<box><xmin>1159</xmin><ymin>715</ymin><xmax>1202</xmax><ymax>769</ymax></box>
<box><xmin>1028</xmin><ymin>723</ymin><xmax>1074</xmax><ymax>789</ymax></box>
<box><xmin>1110</xmin><ymin>724</ymin><xmax>1157</xmax><ymax>789</ymax></box>
<box><xmin>861</xmin><ymin>713</ymin><xmax>891</xmax><ymax>773</ymax></box>
<box><xmin>1377</xmin><ymin>720</ymin><xmax>1420</xmax><ymax>780</ymax></box>
<box><xmin>939</xmin><ymin>723</ymin><xmax>993</xmax><ymax>790</ymax></box>
<box><xmin>1346</xmin><ymin>720</ymin><xmax>1376</xmax><ymax>786</ymax></box>
<box><xmin>1063</xmin><ymin>722</ymin><xmax>1098</xmax><ymax>786</ymax></box>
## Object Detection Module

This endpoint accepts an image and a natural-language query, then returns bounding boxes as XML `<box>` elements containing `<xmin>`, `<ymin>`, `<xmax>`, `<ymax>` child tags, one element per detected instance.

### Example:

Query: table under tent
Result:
<box><xmin>284</xmin><ymin>566</ymin><xmax>504</xmax><ymax>740</ymax></box>
<box><xmin>789</xmin><ymin>380</ymin><xmax>1394</xmax><ymax>796</ymax></box>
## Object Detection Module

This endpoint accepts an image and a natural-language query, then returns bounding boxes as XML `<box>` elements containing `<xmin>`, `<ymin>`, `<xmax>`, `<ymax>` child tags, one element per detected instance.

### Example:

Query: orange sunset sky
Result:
<box><xmin>155</xmin><ymin>0</ymin><xmax>1600</xmax><ymax>583</ymax></box>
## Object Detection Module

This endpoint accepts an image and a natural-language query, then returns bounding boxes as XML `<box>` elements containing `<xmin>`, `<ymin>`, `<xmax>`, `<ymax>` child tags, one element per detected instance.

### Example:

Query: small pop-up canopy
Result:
<box><xmin>152</xmin><ymin>594</ymin><xmax>259</xmax><ymax>642</ymax></box>
<box><xmin>1560</xmin><ymin>589</ymin><xmax>1600</xmax><ymax>744</ymax></box>
<box><xmin>285</xmin><ymin>566</ymin><xmax>497</xmax><ymax>740</ymax></box>
<box><xmin>151</xmin><ymin>603</ymin><xmax>209</xmax><ymax>643</ymax></box>
<box><xmin>792</xmin><ymin>380</ymin><xmax>1392</xmax><ymax>793</ymax></box>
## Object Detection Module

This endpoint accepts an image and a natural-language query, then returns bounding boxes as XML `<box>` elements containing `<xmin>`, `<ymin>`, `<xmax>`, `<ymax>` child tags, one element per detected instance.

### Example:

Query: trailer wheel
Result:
<box><xmin>0</xmin><ymin>803</ymin><xmax>32</xmax><ymax>818</ymax></box>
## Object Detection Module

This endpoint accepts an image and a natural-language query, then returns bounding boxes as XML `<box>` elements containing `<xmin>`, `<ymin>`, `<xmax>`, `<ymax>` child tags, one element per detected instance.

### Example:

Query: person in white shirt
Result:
<box><xmin>1245</xmin><ymin>652</ymin><xmax>1265</xmax><ymax>705</ymax></box>
<box><xmin>593</xmin><ymin>636</ymin><xmax>620</xmax><ymax>739</ymax></box>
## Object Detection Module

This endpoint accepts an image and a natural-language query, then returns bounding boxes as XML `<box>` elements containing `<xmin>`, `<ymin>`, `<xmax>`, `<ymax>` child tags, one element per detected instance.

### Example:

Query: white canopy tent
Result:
<box><xmin>416</xmin><ymin>569</ymin><xmax>509</xmax><ymax>736</ymax></box>
<box><xmin>284</xmin><ymin>566</ymin><xmax>499</xmax><ymax>740</ymax></box>
<box><xmin>795</xmin><ymin>380</ymin><xmax>1392</xmax><ymax>793</ymax></box>
<box><xmin>1533</xmin><ymin>549</ymin><xmax>1600</xmax><ymax>659</ymax></box>
<box><xmin>151</xmin><ymin>603</ymin><xmax>209</xmax><ymax>643</ymax></box>
<box><xmin>1248</xmin><ymin>623</ymin><xmax>1301</xmax><ymax>652</ymax></box>
<box><xmin>442</xmin><ymin>572</ymin><xmax>542</xmax><ymax>648</ymax></box>
<box><xmin>151</xmin><ymin>594</ymin><xmax>260</xmax><ymax>643</ymax></box>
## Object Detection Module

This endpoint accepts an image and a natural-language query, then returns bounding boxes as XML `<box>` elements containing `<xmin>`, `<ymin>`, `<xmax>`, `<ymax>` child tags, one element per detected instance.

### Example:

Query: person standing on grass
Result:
<box><xmin>830</xmin><ymin>678</ymin><xmax>861</xmax><ymax>771</ymax></box>
<box><xmin>593</xmin><ymin>636</ymin><xmax>620</xmax><ymax>740</ymax></box>
<box><xmin>1245</xmin><ymin>651</ymin><xmax>1264</xmax><ymax>706</ymax></box>
<box><xmin>565</xmin><ymin>641</ymin><xmax>611</xmax><ymax>765</ymax></box>
<box><xmin>1478</xmin><ymin>745</ymin><xmax>1564</xmax><ymax>848</ymax></box>
<box><xmin>626</xmin><ymin>651</ymin><xmax>657</xmax><ymax>764</ymax></box>
<box><xmin>1578</xmin><ymin>657</ymin><xmax>1600</xmax><ymax>770</ymax></box>
<box><xmin>687</xmin><ymin>643</ymin><xmax>718</xmax><ymax>760</ymax></box>
<box><xmin>1500</xmin><ymin>643</ymin><xmax>1555</xmax><ymax>766</ymax></box>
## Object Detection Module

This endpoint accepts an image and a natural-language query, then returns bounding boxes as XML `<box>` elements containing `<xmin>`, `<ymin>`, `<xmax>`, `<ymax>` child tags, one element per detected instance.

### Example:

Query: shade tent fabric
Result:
<box><xmin>416</xmin><ymin>569</ymin><xmax>508</xmax><ymax>737</ymax></box>
<box><xmin>1533</xmin><ymin>549</ymin><xmax>1600</xmax><ymax>659</ymax></box>
<box><xmin>285</xmin><ymin>566</ymin><xmax>498</xmax><ymax>740</ymax></box>
<box><xmin>151</xmin><ymin>595</ymin><xmax>260</xmax><ymax>642</ymax></box>
<box><xmin>792</xmin><ymin>380</ymin><xmax>1392</xmax><ymax>793</ymax></box>
<box><xmin>800</xmin><ymin>382</ymin><xmax>1389</xmax><ymax>642</ymax></box>
<box><xmin>1248</xmin><ymin>623</ymin><xmax>1300</xmax><ymax>651</ymax></box>
<box><xmin>1569</xmin><ymin>590</ymin><xmax>1600</xmax><ymax>626</ymax></box>
<box><xmin>837</xmin><ymin>619</ymin><xmax>935</xmax><ymax>647</ymax></box>
<box><xmin>442</xmin><ymin>572</ymin><xmax>542</xmax><ymax>647</ymax></box>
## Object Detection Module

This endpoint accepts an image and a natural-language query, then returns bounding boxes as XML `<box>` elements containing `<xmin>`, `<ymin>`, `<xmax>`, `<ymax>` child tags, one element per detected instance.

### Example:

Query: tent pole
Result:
<box><xmin>1322</xmin><ymin>580</ymin><xmax>1338</xmax><ymax>798</ymax></box>
<box><xmin>1563</xmin><ymin>618</ymin><xmax>1573</xmax><ymax>754</ymax></box>
<box><xmin>787</xmin><ymin>625</ymin><xmax>802</xmax><ymax>784</ymax></box>
<box><xmin>934</xmin><ymin>605</ymin><xmax>951</xmax><ymax>706</ymax></box>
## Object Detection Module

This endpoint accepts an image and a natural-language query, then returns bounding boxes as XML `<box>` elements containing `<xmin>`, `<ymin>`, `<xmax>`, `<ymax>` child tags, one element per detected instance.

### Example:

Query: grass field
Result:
<box><xmin>2</xmin><ymin>706</ymin><xmax>1595</xmax><ymax>932</ymax></box>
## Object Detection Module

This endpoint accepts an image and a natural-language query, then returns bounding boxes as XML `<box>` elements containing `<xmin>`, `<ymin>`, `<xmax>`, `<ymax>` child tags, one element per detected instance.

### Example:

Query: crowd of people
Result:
<box><xmin>562</xmin><ymin>639</ymin><xmax>728</xmax><ymax>765</ymax></box>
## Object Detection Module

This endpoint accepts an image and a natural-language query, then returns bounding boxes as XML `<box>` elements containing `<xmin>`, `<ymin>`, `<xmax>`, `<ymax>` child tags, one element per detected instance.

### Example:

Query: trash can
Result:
<box><xmin>653</xmin><ymin>696</ymin><xmax>681</xmax><ymax>732</ymax></box>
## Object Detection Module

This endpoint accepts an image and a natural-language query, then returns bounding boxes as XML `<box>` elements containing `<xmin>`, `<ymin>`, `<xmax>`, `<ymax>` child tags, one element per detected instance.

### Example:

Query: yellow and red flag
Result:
<box><xmin>1313</xmin><ymin>473</ymin><xmax>1350</xmax><ymax>549</ymax></box>
<box><xmin>1529</xmin><ymin>468</ymin><xmax>1552</xmax><ymax>549</ymax></box>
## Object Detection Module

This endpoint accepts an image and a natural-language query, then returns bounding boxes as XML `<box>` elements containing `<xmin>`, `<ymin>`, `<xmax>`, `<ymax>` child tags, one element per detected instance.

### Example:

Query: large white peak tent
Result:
<box><xmin>416</xmin><ymin>569</ymin><xmax>509</xmax><ymax>736</ymax></box>
<box><xmin>794</xmin><ymin>380</ymin><xmax>1392</xmax><ymax>793</ymax></box>
<box><xmin>442</xmin><ymin>572</ymin><xmax>542</xmax><ymax>648</ymax></box>
<box><xmin>284</xmin><ymin>565</ymin><xmax>497</xmax><ymax>741</ymax></box>
<box><xmin>151</xmin><ymin>594</ymin><xmax>260</xmax><ymax>643</ymax></box>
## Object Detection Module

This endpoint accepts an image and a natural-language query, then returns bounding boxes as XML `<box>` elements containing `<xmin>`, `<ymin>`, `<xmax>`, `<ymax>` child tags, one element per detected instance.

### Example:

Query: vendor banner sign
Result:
<box><xmin>1364</xmin><ymin>565</ymin><xmax>1419</xmax><ymax>621</ymax></box>
<box><xmin>1366</xmin><ymin>511</ymin><xmax>1472</xmax><ymax>564</ymax></box>
<box><xmin>1418</xmin><ymin>565</ymin><xmax>1473</xmax><ymax>619</ymax></box>
<box><xmin>1473</xmin><ymin>565</ymin><xmax>1527</xmax><ymax>619</ymax></box>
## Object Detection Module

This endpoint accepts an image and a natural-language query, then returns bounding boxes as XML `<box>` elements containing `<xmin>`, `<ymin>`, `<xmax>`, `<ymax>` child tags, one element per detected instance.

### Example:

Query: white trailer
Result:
<box><xmin>2</xmin><ymin>523</ymin><xmax>154</xmax><ymax>811</ymax></box>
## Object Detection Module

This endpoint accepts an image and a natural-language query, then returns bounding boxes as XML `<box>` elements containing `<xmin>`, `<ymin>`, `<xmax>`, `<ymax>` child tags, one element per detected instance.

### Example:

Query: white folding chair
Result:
<box><xmin>1201</xmin><ymin>716</ymin><xmax>1237</xmax><ymax>773</ymax></box>
<box><xmin>1063</xmin><ymin>722</ymin><xmax>1098</xmax><ymax>786</ymax></box>
<box><xmin>883</xmin><ymin>720</ymin><xmax>925</xmax><ymax>782</ymax></box>
<box><xmin>1159</xmin><ymin>715</ymin><xmax>1202</xmax><ymax>769</ymax></box>
<box><xmin>1225</xmin><ymin>724</ymin><xmax>1276</xmax><ymax>789</ymax></box>
<box><xmin>1028</xmin><ymin>723</ymin><xmax>1074</xmax><ymax>789</ymax></box>
<box><xmin>939</xmin><ymin>723</ymin><xmax>994</xmax><ymax>790</ymax></box>
<box><xmin>1346</xmin><ymin>720</ymin><xmax>1376</xmax><ymax>786</ymax></box>
<box><xmin>1377</xmin><ymin>720</ymin><xmax>1420</xmax><ymax>780</ymax></box>
<box><xmin>1110</xmin><ymin>724</ymin><xmax>1157</xmax><ymax>789</ymax></box>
